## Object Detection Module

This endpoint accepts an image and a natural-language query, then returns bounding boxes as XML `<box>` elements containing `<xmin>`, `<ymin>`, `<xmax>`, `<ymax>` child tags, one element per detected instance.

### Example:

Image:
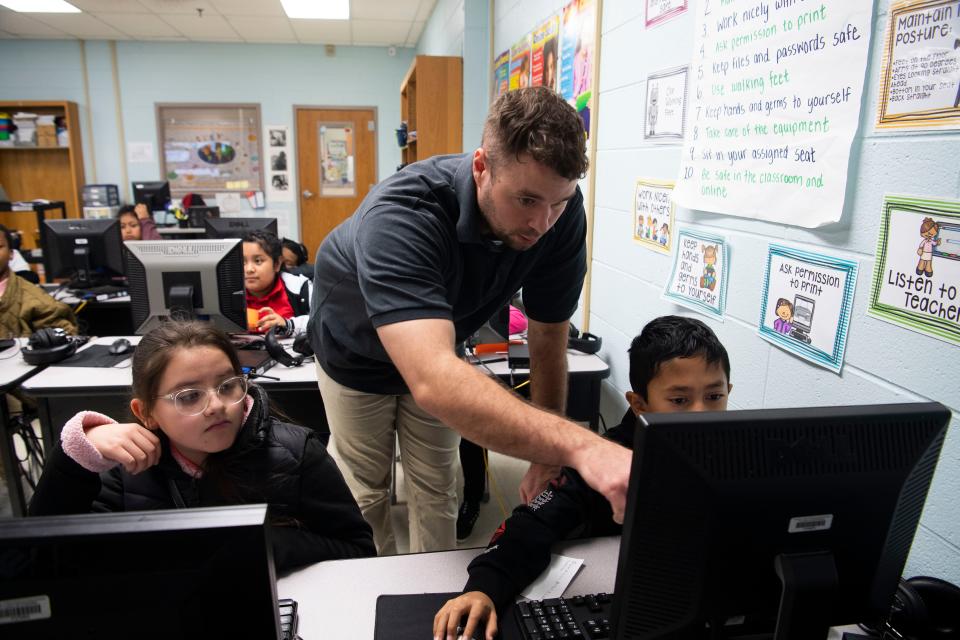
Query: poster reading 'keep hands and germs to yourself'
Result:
<box><xmin>759</xmin><ymin>244</ymin><xmax>859</xmax><ymax>374</ymax></box>
<box><xmin>868</xmin><ymin>194</ymin><xmax>960</xmax><ymax>345</ymax></box>
<box><xmin>663</xmin><ymin>227</ymin><xmax>729</xmax><ymax>321</ymax></box>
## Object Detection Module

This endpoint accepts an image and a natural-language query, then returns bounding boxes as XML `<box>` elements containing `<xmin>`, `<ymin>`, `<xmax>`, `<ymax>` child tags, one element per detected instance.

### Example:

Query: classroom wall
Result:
<box><xmin>0</xmin><ymin>39</ymin><xmax>415</xmax><ymax>240</ymax></box>
<box><xmin>495</xmin><ymin>0</ymin><xmax>960</xmax><ymax>585</ymax></box>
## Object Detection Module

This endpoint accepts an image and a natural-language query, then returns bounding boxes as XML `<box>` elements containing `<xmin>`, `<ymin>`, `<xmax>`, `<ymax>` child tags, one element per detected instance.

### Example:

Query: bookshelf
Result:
<box><xmin>400</xmin><ymin>55</ymin><xmax>463</xmax><ymax>165</ymax></box>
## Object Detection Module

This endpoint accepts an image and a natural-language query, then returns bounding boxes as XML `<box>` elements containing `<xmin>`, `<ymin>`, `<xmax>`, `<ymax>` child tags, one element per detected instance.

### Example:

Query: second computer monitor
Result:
<box><xmin>124</xmin><ymin>238</ymin><xmax>246</xmax><ymax>334</ymax></box>
<box><xmin>131</xmin><ymin>180</ymin><xmax>171</xmax><ymax>215</ymax></box>
<box><xmin>204</xmin><ymin>216</ymin><xmax>277</xmax><ymax>239</ymax></box>
<box><xmin>41</xmin><ymin>218</ymin><xmax>125</xmax><ymax>288</ymax></box>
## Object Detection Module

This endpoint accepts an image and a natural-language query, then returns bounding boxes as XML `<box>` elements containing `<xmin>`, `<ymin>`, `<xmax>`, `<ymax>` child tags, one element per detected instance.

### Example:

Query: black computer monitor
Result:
<box><xmin>131</xmin><ymin>180</ymin><xmax>171</xmax><ymax>215</ymax></box>
<box><xmin>187</xmin><ymin>205</ymin><xmax>220</xmax><ymax>228</ymax></box>
<box><xmin>124</xmin><ymin>238</ymin><xmax>247</xmax><ymax>334</ymax></box>
<box><xmin>41</xmin><ymin>218</ymin><xmax>125</xmax><ymax>288</ymax></box>
<box><xmin>610</xmin><ymin>402</ymin><xmax>949</xmax><ymax>639</ymax></box>
<box><xmin>0</xmin><ymin>505</ymin><xmax>282</xmax><ymax>639</ymax></box>
<box><xmin>205</xmin><ymin>216</ymin><xmax>278</xmax><ymax>239</ymax></box>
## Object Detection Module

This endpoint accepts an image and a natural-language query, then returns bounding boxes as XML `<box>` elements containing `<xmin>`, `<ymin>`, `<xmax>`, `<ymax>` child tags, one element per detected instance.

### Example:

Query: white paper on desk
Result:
<box><xmin>520</xmin><ymin>554</ymin><xmax>583</xmax><ymax>601</ymax></box>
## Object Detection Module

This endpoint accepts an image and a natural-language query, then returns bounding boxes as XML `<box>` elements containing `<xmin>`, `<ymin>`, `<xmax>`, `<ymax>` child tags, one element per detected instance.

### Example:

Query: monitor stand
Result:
<box><xmin>772</xmin><ymin>551</ymin><xmax>837</xmax><ymax>640</ymax></box>
<box><xmin>168</xmin><ymin>284</ymin><xmax>197</xmax><ymax>320</ymax></box>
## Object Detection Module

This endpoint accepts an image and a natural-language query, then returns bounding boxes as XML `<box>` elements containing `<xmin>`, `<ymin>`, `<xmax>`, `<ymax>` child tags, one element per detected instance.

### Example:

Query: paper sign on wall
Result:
<box><xmin>646</xmin><ymin>0</ymin><xmax>688</xmax><ymax>29</ymax></box>
<box><xmin>645</xmin><ymin>66</ymin><xmax>688</xmax><ymax>141</ymax></box>
<box><xmin>673</xmin><ymin>0</ymin><xmax>875</xmax><ymax>227</ymax></box>
<box><xmin>868</xmin><ymin>194</ymin><xmax>960</xmax><ymax>345</ymax></box>
<box><xmin>758</xmin><ymin>244</ymin><xmax>858</xmax><ymax>374</ymax></box>
<box><xmin>663</xmin><ymin>228</ymin><xmax>729</xmax><ymax>321</ymax></box>
<box><xmin>876</xmin><ymin>0</ymin><xmax>960</xmax><ymax>130</ymax></box>
<box><xmin>265</xmin><ymin>124</ymin><xmax>293</xmax><ymax>203</ymax></box>
<box><xmin>510</xmin><ymin>33</ymin><xmax>532</xmax><ymax>91</ymax></box>
<box><xmin>633</xmin><ymin>179</ymin><xmax>676</xmax><ymax>255</ymax></box>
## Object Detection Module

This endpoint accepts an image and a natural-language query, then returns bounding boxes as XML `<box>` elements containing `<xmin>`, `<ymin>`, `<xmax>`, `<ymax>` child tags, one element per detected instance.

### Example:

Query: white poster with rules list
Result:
<box><xmin>672</xmin><ymin>0</ymin><xmax>874</xmax><ymax>227</ymax></box>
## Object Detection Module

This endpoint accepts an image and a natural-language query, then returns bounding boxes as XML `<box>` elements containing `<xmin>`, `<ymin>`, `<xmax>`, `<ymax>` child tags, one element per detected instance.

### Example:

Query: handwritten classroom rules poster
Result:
<box><xmin>868</xmin><ymin>195</ymin><xmax>960</xmax><ymax>345</ymax></box>
<box><xmin>633</xmin><ymin>179</ymin><xmax>677</xmax><ymax>255</ymax></box>
<box><xmin>673</xmin><ymin>0</ymin><xmax>874</xmax><ymax>227</ymax></box>
<box><xmin>663</xmin><ymin>228</ymin><xmax>729</xmax><ymax>320</ymax></box>
<box><xmin>877</xmin><ymin>0</ymin><xmax>960</xmax><ymax>129</ymax></box>
<box><xmin>759</xmin><ymin>244</ymin><xmax>858</xmax><ymax>373</ymax></box>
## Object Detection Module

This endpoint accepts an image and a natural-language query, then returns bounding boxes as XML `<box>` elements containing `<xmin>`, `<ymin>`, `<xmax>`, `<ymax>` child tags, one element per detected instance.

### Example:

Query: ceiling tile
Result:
<box><xmin>69</xmin><ymin>0</ymin><xmax>149</xmax><ymax>12</ymax></box>
<box><xmin>227</xmin><ymin>15</ymin><xmax>295</xmax><ymax>42</ymax></box>
<box><xmin>209</xmin><ymin>0</ymin><xmax>285</xmax><ymax>17</ymax></box>
<box><xmin>414</xmin><ymin>0</ymin><xmax>438</xmax><ymax>22</ymax></box>
<box><xmin>137</xmin><ymin>0</ymin><xmax>220</xmax><ymax>15</ymax></box>
<box><xmin>405</xmin><ymin>20</ymin><xmax>424</xmax><ymax>46</ymax></box>
<box><xmin>289</xmin><ymin>18</ymin><xmax>350</xmax><ymax>45</ymax></box>
<box><xmin>350</xmin><ymin>0</ymin><xmax>420</xmax><ymax>21</ymax></box>
<box><xmin>30</xmin><ymin>13</ymin><xmax>127</xmax><ymax>38</ymax></box>
<box><xmin>351</xmin><ymin>19</ymin><xmax>412</xmax><ymax>46</ymax></box>
<box><xmin>0</xmin><ymin>9</ymin><xmax>69</xmax><ymax>37</ymax></box>
<box><xmin>93</xmin><ymin>12</ymin><xmax>180</xmax><ymax>37</ymax></box>
<box><xmin>160</xmin><ymin>13</ymin><xmax>239</xmax><ymax>38</ymax></box>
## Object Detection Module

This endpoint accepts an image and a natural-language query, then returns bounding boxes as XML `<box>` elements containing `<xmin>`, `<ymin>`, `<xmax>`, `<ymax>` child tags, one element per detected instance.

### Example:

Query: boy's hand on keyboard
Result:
<box><xmin>433</xmin><ymin>591</ymin><xmax>497</xmax><ymax>640</ymax></box>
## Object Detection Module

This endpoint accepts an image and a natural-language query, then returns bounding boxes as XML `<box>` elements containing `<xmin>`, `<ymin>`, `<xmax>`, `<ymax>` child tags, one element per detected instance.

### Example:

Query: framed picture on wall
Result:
<box><xmin>156</xmin><ymin>103</ymin><xmax>264</xmax><ymax>195</ymax></box>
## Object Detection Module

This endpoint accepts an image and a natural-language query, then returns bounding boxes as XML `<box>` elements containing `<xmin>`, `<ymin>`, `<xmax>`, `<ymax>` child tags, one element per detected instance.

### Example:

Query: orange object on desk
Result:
<box><xmin>247</xmin><ymin>308</ymin><xmax>260</xmax><ymax>332</ymax></box>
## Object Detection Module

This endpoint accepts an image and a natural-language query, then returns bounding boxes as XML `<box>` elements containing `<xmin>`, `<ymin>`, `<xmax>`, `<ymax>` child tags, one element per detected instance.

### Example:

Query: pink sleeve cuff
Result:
<box><xmin>60</xmin><ymin>411</ymin><xmax>120</xmax><ymax>473</ymax></box>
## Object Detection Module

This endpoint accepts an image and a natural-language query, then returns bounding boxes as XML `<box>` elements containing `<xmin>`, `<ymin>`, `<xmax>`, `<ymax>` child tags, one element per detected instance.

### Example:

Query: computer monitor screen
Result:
<box><xmin>612</xmin><ymin>402</ymin><xmax>949</xmax><ymax>639</ymax></box>
<box><xmin>205</xmin><ymin>216</ymin><xmax>278</xmax><ymax>239</ymax></box>
<box><xmin>131</xmin><ymin>180</ymin><xmax>171</xmax><ymax>214</ymax></box>
<box><xmin>124</xmin><ymin>238</ymin><xmax>246</xmax><ymax>334</ymax></box>
<box><xmin>792</xmin><ymin>294</ymin><xmax>815</xmax><ymax>331</ymax></box>
<box><xmin>187</xmin><ymin>205</ymin><xmax>220</xmax><ymax>228</ymax></box>
<box><xmin>41</xmin><ymin>218</ymin><xmax>125</xmax><ymax>288</ymax></box>
<box><xmin>0</xmin><ymin>505</ymin><xmax>281</xmax><ymax>640</ymax></box>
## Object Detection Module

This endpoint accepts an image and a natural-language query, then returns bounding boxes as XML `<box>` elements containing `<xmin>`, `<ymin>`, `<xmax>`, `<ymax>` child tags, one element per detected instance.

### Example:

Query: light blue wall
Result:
<box><xmin>497</xmin><ymin>0</ymin><xmax>960</xmax><ymax>585</ymax></box>
<box><xmin>0</xmin><ymin>39</ymin><xmax>415</xmax><ymax>240</ymax></box>
<box><xmin>418</xmin><ymin>0</ymin><xmax>490</xmax><ymax>152</ymax></box>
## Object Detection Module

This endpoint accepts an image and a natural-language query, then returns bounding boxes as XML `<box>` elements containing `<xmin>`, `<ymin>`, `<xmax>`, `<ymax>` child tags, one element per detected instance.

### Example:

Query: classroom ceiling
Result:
<box><xmin>0</xmin><ymin>0</ymin><xmax>437</xmax><ymax>47</ymax></box>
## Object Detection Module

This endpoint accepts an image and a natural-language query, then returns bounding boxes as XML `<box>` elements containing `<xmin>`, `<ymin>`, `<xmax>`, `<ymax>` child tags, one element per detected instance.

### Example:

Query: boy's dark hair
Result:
<box><xmin>242</xmin><ymin>229</ymin><xmax>282</xmax><ymax>264</ymax></box>
<box><xmin>281</xmin><ymin>237</ymin><xmax>308</xmax><ymax>266</ymax></box>
<box><xmin>482</xmin><ymin>86</ymin><xmax>588</xmax><ymax>181</ymax></box>
<box><xmin>628</xmin><ymin>315</ymin><xmax>730</xmax><ymax>400</ymax></box>
<box><xmin>118</xmin><ymin>205</ymin><xmax>136</xmax><ymax>217</ymax></box>
<box><xmin>0</xmin><ymin>224</ymin><xmax>15</xmax><ymax>251</ymax></box>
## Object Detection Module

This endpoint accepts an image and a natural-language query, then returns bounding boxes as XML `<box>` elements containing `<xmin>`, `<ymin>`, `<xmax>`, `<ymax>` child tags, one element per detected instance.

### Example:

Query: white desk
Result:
<box><xmin>0</xmin><ymin>339</ymin><xmax>45</xmax><ymax>515</ymax></box>
<box><xmin>278</xmin><ymin>535</ymin><xmax>862</xmax><ymax>640</ymax></box>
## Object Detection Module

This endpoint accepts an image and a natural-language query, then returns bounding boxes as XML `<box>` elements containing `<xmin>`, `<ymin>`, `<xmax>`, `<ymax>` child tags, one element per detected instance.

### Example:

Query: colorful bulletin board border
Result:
<box><xmin>663</xmin><ymin>227</ymin><xmax>729</xmax><ymax>321</ymax></box>
<box><xmin>868</xmin><ymin>194</ymin><xmax>960</xmax><ymax>345</ymax></box>
<box><xmin>646</xmin><ymin>0</ymin><xmax>688</xmax><ymax>29</ymax></box>
<box><xmin>876</xmin><ymin>0</ymin><xmax>960</xmax><ymax>130</ymax></box>
<box><xmin>758</xmin><ymin>244</ymin><xmax>858</xmax><ymax>374</ymax></box>
<box><xmin>632</xmin><ymin>178</ymin><xmax>676</xmax><ymax>255</ymax></box>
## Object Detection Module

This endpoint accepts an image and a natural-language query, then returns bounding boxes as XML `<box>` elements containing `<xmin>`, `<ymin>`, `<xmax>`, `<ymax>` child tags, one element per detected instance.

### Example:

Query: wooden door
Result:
<box><xmin>295</xmin><ymin>107</ymin><xmax>377</xmax><ymax>258</ymax></box>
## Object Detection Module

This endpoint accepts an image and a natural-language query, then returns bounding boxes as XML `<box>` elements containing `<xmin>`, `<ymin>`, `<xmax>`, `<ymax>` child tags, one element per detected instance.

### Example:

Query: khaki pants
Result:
<box><xmin>316</xmin><ymin>363</ymin><xmax>460</xmax><ymax>555</ymax></box>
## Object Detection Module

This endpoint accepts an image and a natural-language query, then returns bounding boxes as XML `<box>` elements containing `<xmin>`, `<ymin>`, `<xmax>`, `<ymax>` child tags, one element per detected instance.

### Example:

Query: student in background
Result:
<box><xmin>29</xmin><ymin>320</ymin><xmax>375</xmax><ymax>572</ymax></box>
<box><xmin>0</xmin><ymin>224</ymin><xmax>77</xmax><ymax>336</ymax></box>
<box><xmin>434</xmin><ymin>315</ymin><xmax>733</xmax><ymax>640</ymax></box>
<box><xmin>280</xmin><ymin>237</ymin><xmax>314</xmax><ymax>278</ymax></box>
<box><xmin>243</xmin><ymin>230</ymin><xmax>312</xmax><ymax>335</ymax></box>
<box><xmin>118</xmin><ymin>203</ymin><xmax>161</xmax><ymax>241</ymax></box>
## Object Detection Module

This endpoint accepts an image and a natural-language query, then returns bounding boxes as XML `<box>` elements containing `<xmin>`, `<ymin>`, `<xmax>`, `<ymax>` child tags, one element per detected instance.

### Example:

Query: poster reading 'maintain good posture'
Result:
<box><xmin>869</xmin><ymin>194</ymin><xmax>960</xmax><ymax>345</ymax></box>
<box><xmin>663</xmin><ymin>227</ymin><xmax>729</xmax><ymax>321</ymax></box>
<box><xmin>759</xmin><ymin>244</ymin><xmax>858</xmax><ymax>374</ymax></box>
<box><xmin>673</xmin><ymin>0</ymin><xmax>875</xmax><ymax>227</ymax></box>
<box><xmin>877</xmin><ymin>0</ymin><xmax>960</xmax><ymax>130</ymax></box>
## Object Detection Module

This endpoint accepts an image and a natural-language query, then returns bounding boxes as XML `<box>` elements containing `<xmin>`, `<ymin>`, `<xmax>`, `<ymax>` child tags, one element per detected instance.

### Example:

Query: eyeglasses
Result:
<box><xmin>156</xmin><ymin>376</ymin><xmax>248</xmax><ymax>416</ymax></box>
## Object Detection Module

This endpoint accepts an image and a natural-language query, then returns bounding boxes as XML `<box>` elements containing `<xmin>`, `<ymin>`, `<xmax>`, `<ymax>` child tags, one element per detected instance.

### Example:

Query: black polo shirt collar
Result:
<box><xmin>454</xmin><ymin>153</ymin><xmax>491</xmax><ymax>246</ymax></box>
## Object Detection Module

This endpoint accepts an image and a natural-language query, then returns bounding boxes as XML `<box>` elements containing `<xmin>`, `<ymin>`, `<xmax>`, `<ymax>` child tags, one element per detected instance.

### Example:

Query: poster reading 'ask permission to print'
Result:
<box><xmin>663</xmin><ymin>228</ymin><xmax>729</xmax><ymax>321</ymax></box>
<box><xmin>673</xmin><ymin>0</ymin><xmax>874</xmax><ymax>227</ymax></box>
<box><xmin>869</xmin><ymin>195</ymin><xmax>960</xmax><ymax>346</ymax></box>
<box><xmin>633</xmin><ymin>179</ymin><xmax>676</xmax><ymax>255</ymax></box>
<box><xmin>877</xmin><ymin>0</ymin><xmax>960</xmax><ymax>130</ymax></box>
<box><xmin>759</xmin><ymin>244</ymin><xmax>858</xmax><ymax>374</ymax></box>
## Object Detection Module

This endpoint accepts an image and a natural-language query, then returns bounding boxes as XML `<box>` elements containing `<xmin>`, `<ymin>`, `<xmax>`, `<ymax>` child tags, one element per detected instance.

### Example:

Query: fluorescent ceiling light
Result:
<box><xmin>0</xmin><ymin>0</ymin><xmax>81</xmax><ymax>12</ymax></box>
<box><xmin>281</xmin><ymin>0</ymin><xmax>349</xmax><ymax>20</ymax></box>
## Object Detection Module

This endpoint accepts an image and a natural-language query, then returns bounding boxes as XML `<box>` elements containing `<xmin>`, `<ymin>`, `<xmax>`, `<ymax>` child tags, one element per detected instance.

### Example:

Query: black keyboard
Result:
<box><xmin>278</xmin><ymin>598</ymin><xmax>299</xmax><ymax>640</ymax></box>
<box><xmin>514</xmin><ymin>593</ymin><xmax>613</xmax><ymax>640</ymax></box>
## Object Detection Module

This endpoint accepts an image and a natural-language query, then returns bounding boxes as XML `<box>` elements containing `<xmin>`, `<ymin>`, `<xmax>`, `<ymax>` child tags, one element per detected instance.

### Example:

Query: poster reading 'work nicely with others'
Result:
<box><xmin>868</xmin><ymin>195</ymin><xmax>960</xmax><ymax>346</ymax></box>
<box><xmin>877</xmin><ymin>0</ymin><xmax>960</xmax><ymax>130</ymax></box>
<box><xmin>633</xmin><ymin>179</ymin><xmax>677</xmax><ymax>255</ymax></box>
<box><xmin>673</xmin><ymin>0</ymin><xmax>874</xmax><ymax>227</ymax></box>
<box><xmin>759</xmin><ymin>244</ymin><xmax>858</xmax><ymax>373</ymax></box>
<box><xmin>663</xmin><ymin>228</ymin><xmax>729</xmax><ymax>320</ymax></box>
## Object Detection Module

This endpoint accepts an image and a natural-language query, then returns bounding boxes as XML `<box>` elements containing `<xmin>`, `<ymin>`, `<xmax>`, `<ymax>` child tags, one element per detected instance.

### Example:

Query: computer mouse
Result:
<box><xmin>108</xmin><ymin>338</ymin><xmax>133</xmax><ymax>355</ymax></box>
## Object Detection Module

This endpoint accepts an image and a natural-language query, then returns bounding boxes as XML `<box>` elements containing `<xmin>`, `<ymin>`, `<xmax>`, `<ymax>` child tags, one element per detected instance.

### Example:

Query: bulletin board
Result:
<box><xmin>156</xmin><ymin>103</ymin><xmax>264</xmax><ymax>195</ymax></box>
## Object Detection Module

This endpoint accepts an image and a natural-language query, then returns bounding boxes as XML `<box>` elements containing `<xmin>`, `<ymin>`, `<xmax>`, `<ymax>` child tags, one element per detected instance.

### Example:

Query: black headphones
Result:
<box><xmin>265</xmin><ymin>326</ymin><xmax>305</xmax><ymax>367</ymax></box>
<box><xmin>568</xmin><ymin>324</ymin><xmax>602</xmax><ymax>355</ymax></box>
<box><xmin>22</xmin><ymin>327</ymin><xmax>79</xmax><ymax>365</ymax></box>
<box><xmin>862</xmin><ymin>576</ymin><xmax>960</xmax><ymax>639</ymax></box>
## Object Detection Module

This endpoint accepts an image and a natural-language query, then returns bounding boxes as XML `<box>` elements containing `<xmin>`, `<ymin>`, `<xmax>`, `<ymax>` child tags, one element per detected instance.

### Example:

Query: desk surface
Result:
<box><xmin>0</xmin><ymin>338</ymin><xmax>42</xmax><ymax>391</ymax></box>
<box><xmin>277</xmin><ymin>536</ymin><xmax>860</xmax><ymax>640</ymax></box>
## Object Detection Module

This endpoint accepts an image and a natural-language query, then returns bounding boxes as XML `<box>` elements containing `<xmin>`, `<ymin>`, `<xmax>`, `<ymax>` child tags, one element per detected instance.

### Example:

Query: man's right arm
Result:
<box><xmin>376</xmin><ymin>317</ymin><xmax>632</xmax><ymax>522</ymax></box>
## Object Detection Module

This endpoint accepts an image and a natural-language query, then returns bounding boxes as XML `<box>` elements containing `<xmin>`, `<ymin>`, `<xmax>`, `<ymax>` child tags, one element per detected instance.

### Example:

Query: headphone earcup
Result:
<box><xmin>890</xmin><ymin>579</ymin><xmax>930</xmax><ymax>640</ymax></box>
<box><xmin>23</xmin><ymin>329</ymin><xmax>78</xmax><ymax>366</ymax></box>
<box><xmin>905</xmin><ymin>577</ymin><xmax>960</xmax><ymax>639</ymax></box>
<box><xmin>265</xmin><ymin>326</ymin><xmax>303</xmax><ymax>368</ymax></box>
<box><xmin>568</xmin><ymin>331</ymin><xmax>602</xmax><ymax>355</ymax></box>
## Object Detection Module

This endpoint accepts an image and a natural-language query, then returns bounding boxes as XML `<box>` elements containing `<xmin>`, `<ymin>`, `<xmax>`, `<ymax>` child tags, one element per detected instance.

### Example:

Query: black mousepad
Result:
<box><xmin>373</xmin><ymin>592</ymin><xmax>521</xmax><ymax>640</ymax></box>
<box><xmin>56</xmin><ymin>344</ymin><xmax>132</xmax><ymax>368</ymax></box>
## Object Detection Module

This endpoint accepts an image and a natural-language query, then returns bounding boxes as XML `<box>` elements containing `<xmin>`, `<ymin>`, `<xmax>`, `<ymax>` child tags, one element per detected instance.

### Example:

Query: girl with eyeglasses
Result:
<box><xmin>29</xmin><ymin>320</ymin><xmax>375</xmax><ymax>571</ymax></box>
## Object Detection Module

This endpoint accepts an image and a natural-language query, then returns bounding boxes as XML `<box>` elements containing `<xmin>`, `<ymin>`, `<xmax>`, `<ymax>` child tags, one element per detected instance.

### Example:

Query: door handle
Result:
<box><xmin>302</xmin><ymin>189</ymin><xmax>314</xmax><ymax>199</ymax></box>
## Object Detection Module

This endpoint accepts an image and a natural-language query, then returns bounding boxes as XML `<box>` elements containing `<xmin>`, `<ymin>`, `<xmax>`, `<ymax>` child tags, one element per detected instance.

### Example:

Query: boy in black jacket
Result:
<box><xmin>434</xmin><ymin>315</ymin><xmax>732</xmax><ymax>640</ymax></box>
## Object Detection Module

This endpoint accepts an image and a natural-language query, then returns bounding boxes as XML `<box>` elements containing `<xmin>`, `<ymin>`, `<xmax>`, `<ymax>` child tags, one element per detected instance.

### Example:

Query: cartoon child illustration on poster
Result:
<box><xmin>646</xmin><ymin>216</ymin><xmax>653</xmax><ymax>239</ymax></box>
<box><xmin>700</xmin><ymin>244</ymin><xmax>717</xmax><ymax>291</ymax></box>
<box><xmin>916</xmin><ymin>217</ymin><xmax>940</xmax><ymax>277</ymax></box>
<box><xmin>659</xmin><ymin>223</ymin><xmax>670</xmax><ymax>246</ymax></box>
<box><xmin>773</xmin><ymin>298</ymin><xmax>793</xmax><ymax>334</ymax></box>
<box><xmin>648</xmin><ymin>82</ymin><xmax>659</xmax><ymax>136</ymax></box>
<box><xmin>651</xmin><ymin>219</ymin><xmax>659</xmax><ymax>242</ymax></box>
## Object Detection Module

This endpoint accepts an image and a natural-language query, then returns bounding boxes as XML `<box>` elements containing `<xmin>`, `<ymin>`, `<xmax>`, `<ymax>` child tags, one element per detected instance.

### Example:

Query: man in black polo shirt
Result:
<box><xmin>308</xmin><ymin>87</ymin><xmax>631</xmax><ymax>554</ymax></box>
